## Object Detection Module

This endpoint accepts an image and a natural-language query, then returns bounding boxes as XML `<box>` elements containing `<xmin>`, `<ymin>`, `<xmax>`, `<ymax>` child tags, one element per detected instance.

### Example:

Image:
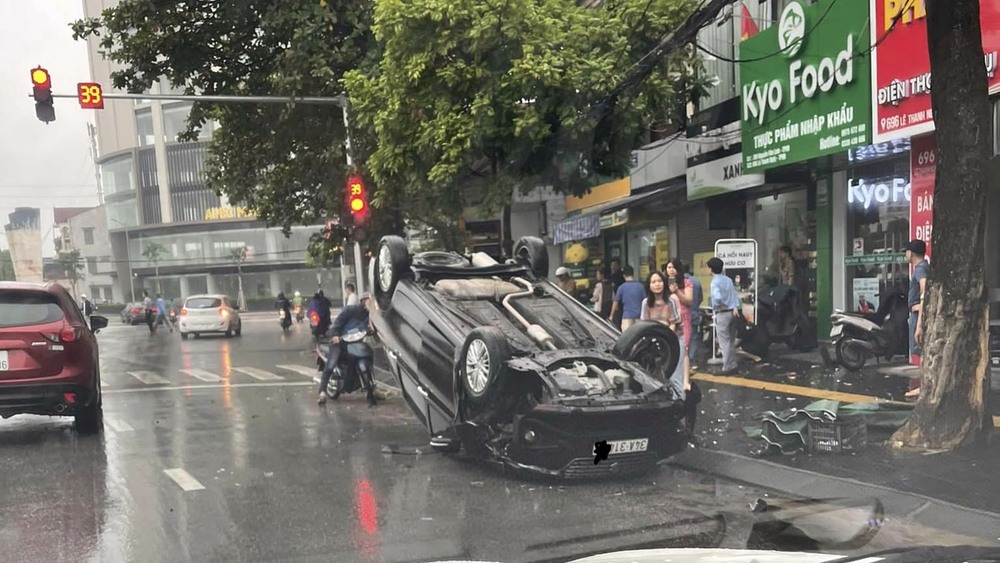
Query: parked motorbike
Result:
<box><xmin>279</xmin><ymin>309</ymin><xmax>292</xmax><ymax>334</ymax></box>
<box><xmin>315</xmin><ymin>329</ymin><xmax>377</xmax><ymax>405</ymax></box>
<box><xmin>830</xmin><ymin>285</ymin><xmax>909</xmax><ymax>370</ymax></box>
<box><xmin>755</xmin><ymin>285</ymin><xmax>815</xmax><ymax>355</ymax></box>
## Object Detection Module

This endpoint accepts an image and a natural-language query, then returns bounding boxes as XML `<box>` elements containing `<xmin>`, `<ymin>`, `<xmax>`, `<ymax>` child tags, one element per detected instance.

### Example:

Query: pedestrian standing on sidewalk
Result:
<box><xmin>344</xmin><ymin>282</ymin><xmax>359</xmax><ymax>307</ymax></box>
<box><xmin>684</xmin><ymin>263</ymin><xmax>705</xmax><ymax>369</ymax></box>
<box><xmin>708</xmin><ymin>257</ymin><xmax>740</xmax><ymax>375</ymax></box>
<box><xmin>640</xmin><ymin>271</ymin><xmax>690</xmax><ymax>392</ymax></box>
<box><xmin>591</xmin><ymin>267</ymin><xmax>614</xmax><ymax>319</ymax></box>
<box><xmin>608</xmin><ymin>258</ymin><xmax>626</xmax><ymax>329</ymax></box>
<box><xmin>608</xmin><ymin>265</ymin><xmax>644</xmax><ymax>331</ymax></box>
<box><xmin>664</xmin><ymin>259</ymin><xmax>693</xmax><ymax>359</ymax></box>
<box><xmin>904</xmin><ymin>239</ymin><xmax>929</xmax><ymax>399</ymax></box>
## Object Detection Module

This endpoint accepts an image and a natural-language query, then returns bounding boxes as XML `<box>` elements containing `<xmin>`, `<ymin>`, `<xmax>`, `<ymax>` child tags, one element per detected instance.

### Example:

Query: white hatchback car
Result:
<box><xmin>179</xmin><ymin>294</ymin><xmax>242</xmax><ymax>339</ymax></box>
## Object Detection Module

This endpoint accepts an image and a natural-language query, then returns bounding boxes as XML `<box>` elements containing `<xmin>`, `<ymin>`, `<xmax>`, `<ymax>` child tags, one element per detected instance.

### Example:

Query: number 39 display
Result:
<box><xmin>77</xmin><ymin>82</ymin><xmax>104</xmax><ymax>109</ymax></box>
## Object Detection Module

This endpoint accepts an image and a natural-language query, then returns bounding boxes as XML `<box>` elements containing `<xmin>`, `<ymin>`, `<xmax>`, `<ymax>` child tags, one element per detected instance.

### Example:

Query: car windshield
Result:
<box><xmin>186</xmin><ymin>298</ymin><xmax>222</xmax><ymax>309</ymax></box>
<box><xmin>0</xmin><ymin>291</ymin><xmax>64</xmax><ymax>328</ymax></box>
<box><xmin>8</xmin><ymin>0</ymin><xmax>999</xmax><ymax>561</ymax></box>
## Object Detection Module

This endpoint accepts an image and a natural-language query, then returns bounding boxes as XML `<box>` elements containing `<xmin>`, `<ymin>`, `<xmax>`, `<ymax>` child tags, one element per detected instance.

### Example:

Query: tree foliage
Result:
<box><xmin>344</xmin><ymin>0</ymin><xmax>708</xmax><ymax>226</ymax></box>
<box><xmin>71</xmin><ymin>0</ymin><xmax>379</xmax><ymax>237</ymax></box>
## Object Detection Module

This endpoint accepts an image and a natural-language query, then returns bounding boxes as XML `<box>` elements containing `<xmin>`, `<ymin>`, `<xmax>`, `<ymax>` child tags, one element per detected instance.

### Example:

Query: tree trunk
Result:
<box><xmin>892</xmin><ymin>0</ymin><xmax>994</xmax><ymax>449</ymax></box>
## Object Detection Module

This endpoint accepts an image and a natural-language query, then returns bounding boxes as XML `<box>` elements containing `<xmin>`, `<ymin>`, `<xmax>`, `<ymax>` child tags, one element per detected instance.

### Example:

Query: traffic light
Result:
<box><xmin>31</xmin><ymin>66</ymin><xmax>55</xmax><ymax>123</ymax></box>
<box><xmin>347</xmin><ymin>175</ymin><xmax>368</xmax><ymax>223</ymax></box>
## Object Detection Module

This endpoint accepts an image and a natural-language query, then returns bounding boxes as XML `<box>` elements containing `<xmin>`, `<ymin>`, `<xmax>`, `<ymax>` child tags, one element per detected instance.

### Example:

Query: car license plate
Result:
<box><xmin>608</xmin><ymin>438</ymin><xmax>648</xmax><ymax>455</ymax></box>
<box><xmin>0</xmin><ymin>350</ymin><xmax>7</xmax><ymax>371</ymax></box>
<box><xmin>830</xmin><ymin>325</ymin><xmax>843</xmax><ymax>338</ymax></box>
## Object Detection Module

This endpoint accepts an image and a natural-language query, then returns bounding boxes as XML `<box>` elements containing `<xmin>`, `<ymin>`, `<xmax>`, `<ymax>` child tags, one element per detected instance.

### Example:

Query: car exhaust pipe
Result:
<box><xmin>505</xmin><ymin>277</ymin><xmax>558</xmax><ymax>351</ymax></box>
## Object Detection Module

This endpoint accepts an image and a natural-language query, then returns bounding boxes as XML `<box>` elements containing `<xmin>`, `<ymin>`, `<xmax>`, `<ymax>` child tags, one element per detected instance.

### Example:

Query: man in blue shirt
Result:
<box><xmin>155</xmin><ymin>293</ymin><xmax>174</xmax><ymax>333</ymax></box>
<box><xmin>685</xmin><ymin>264</ymin><xmax>704</xmax><ymax>367</ymax></box>
<box><xmin>904</xmin><ymin>239</ymin><xmax>929</xmax><ymax>398</ymax></box>
<box><xmin>317</xmin><ymin>292</ymin><xmax>372</xmax><ymax>404</ymax></box>
<box><xmin>609</xmin><ymin>265</ymin><xmax>645</xmax><ymax>331</ymax></box>
<box><xmin>708</xmin><ymin>257</ymin><xmax>740</xmax><ymax>374</ymax></box>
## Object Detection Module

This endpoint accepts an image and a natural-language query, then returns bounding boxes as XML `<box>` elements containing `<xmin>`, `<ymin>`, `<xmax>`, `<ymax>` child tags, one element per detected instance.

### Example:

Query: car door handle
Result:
<box><xmin>417</xmin><ymin>385</ymin><xmax>429</xmax><ymax>398</ymax></box>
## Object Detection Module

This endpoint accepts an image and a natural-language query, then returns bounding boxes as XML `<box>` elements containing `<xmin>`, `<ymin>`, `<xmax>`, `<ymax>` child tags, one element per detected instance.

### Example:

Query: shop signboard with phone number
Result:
<box><xmin>910</xmin><ymin>134</ymin><xmax>936</xmax><ymax>259</ymax></box>
<box><xmin>871</xmin><ymin>0</ymin><xmax>1000</xmax><ymax>143</ymax></box>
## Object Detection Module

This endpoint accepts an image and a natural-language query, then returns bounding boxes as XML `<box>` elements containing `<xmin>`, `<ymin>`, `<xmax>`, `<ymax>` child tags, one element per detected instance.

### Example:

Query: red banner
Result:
<box><xmin>871</xmin><ymin>0</ymin><xmax>1000</xmax><ymax>143</ymax></box>
<box><xmin>910</xmin><ymin>134</ymin><xmax>936</xmax><ymax>259</ymax></box>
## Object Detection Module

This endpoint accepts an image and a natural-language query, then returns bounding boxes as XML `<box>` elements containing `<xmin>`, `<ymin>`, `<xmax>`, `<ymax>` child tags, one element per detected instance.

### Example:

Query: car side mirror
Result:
<box><xmin>91</xmin><ymin>315</ymin><xmax>109</xmax><ymax>333</ymax></box>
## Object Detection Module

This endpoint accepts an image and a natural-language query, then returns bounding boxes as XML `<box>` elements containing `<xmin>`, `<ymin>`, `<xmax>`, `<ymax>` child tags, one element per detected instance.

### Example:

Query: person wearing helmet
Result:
<box><xmin>555</xmin><ymin>266</ymin><xmax>577</xmax><ymax>295</ymax></box>
<box><xmin>317</xmin><ymin>292</ymin><xmax>373</xmax><ymax>404</ymax></box>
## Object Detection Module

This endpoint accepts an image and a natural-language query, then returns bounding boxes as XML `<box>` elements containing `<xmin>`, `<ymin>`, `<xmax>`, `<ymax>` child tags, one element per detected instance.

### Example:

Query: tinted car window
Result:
<box><xmin>0</xmin><ymin>291</ymin><xmax>65</xmax><ymax>328</ymax></box>
<box><xmin>187</xmin><ymin>297</ymin><xmax>222</xmax><ymax>309</ymax></box>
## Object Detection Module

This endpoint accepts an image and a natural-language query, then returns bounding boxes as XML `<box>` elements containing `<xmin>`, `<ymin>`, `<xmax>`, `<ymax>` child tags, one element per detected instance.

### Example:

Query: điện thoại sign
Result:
<box><xmin>740</xmin><ymin>0</ymin><xmax>872</xmax><ymax>173</ymax></box>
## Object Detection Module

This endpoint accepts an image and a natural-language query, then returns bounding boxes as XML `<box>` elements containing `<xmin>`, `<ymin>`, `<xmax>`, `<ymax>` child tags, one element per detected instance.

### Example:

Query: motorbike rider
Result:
<box><xmin>317</xmin><ymin>292</ymin><xmax>372</xmax><ymax>404</ymax></box>
<box><xmin>292</xmin><ymin>290</ymin><xmax>304</xmax><ymax>319</ymax></box>
<box><xmin>275</xmin><ymin>292</ymin><xmax>292</xmax><ymax>324</ymax></box>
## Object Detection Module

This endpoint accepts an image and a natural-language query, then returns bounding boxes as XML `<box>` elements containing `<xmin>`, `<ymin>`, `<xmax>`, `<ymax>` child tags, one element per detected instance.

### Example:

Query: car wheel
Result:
<box><xmin>235</xmin><ymin>322</ymin><xmax>242</xmax><ymax>337</ymax></box>
<box><xmin>513</xmin><ymin>236</ymin><xmax>549</xmax><ymax>278</ymax></box>
<box><xmin>225</xmin><ymin>325</ymin><xmax>233</xmax><ymax>338</ymax></box>
<box><xmin>612</xmin><ymin>321</ymin><xmax>681</xmax><ymax>384</ymax></box>
<box><xmin>75</xmin><ymin>372</ymin><xmax>103</xmax><ymax>434</ymax></box>
<box><xmin>374</xmin><ymin>235</ymin><xmax>412</xmax><ymax>308</ymax></box>
<box><xmin>459</xmin><ymin>327</ymin><xmax>512</xmax><ymax>408</ymax></box>
<box><xmin>193</xmin><ymin>333</ymin><xmax>200</xmax><ymax>339</ymax></box>
<box><xmin>181</xmin><ymin>332</ymin><xmax>188</xmax><ymax>340</ymax></box>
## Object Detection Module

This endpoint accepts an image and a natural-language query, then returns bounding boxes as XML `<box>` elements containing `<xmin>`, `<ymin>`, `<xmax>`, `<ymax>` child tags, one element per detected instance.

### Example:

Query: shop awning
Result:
<box><xmin>551</xmin><ymin>186</ymin><xmax>672</xmax><ymax>245</ymax></box>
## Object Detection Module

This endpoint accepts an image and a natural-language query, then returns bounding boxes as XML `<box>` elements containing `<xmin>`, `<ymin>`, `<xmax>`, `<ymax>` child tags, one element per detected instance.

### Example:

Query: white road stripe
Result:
<box><xmin>126</xmin><ymin>371</ymin><xmax>170</xmax><ymax>385</ymax></box>
<box><xmin>163</xmin><ymin>468</ymin><xmax>206</xmax><ymax>492</ymax></box>
<box><xmin>179</xmin><ymin>368</ymin><xmax>223</xmax><ymax>382</ymax></box>
<box><xmin>104</xmin><ymin>417</ymin><xmax>134</xmax><ymax>432</ymax></box>
<box><xmin>276</xmin><ymin>364</ymin><xmax>319</xmax><ymax>377</ymax></box>
<box><xmin>233</xmin><ymin>367</ymin><xmax>284</xmax><ymax>381</ymax></box>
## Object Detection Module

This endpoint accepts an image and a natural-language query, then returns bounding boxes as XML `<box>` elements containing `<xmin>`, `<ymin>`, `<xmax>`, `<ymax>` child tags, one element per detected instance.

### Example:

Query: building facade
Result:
<box><xmin>54</xmin><ymin>206</ymin><xmax>121</xmax><ymax>304</ymax></box>
<box><xmin>81</xmin><ymin>0</ymin><xmax>336</xmax><ymax>306</ymax></box>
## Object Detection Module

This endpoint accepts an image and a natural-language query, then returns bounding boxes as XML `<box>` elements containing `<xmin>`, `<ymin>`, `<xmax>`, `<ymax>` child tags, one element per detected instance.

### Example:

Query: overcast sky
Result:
<box><xmin>1</xmin><ymin>2</ymin><xmax>100</xmax><ymax>256</ymax></box>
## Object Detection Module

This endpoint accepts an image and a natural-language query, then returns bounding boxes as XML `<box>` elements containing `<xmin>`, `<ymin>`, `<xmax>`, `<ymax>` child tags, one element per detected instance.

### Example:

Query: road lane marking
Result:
<box><xmin>104</xmin><ymin>417</ymin><xmax>134</xmax><ymax>432</ymax></box>
<box><xmin>126</xmin><ymin>371</ymin><xmax>170</xmax><ymax>385</ymax></box>
<box><xmin>276</xmin><ymin>364</ymin><xmax>319</xmax><ymax>377</ymax></box>
<box><xmin>233</xmin><ymin>367</ymin><xmax>284</xmax><ymax>381</ymax></box>
<box><xmin>164</xmin><ymin>468</ymin><xmax>205</xmax><ymax>492</ymax></box>
<box><xmin>692</xmin><ymin>372</ymin><xmax>1000</xmax><ymax>427</ymax></box>
<box><xmin>105</xmin><ymin>381</ymin><xmax>314</xmax><ymax>394</ymax></box>
<box><xmin>179</xmin><ymin>368</ymin><xmax>223</xmax><ymax>382</ymax></box>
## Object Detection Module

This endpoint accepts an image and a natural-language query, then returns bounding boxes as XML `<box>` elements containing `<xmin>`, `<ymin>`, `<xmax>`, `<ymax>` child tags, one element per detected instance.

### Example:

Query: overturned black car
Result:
<box><xmin>370</xmin><ymin>235</ymin><xmax>700</xmax><ymax>479</ymax></box>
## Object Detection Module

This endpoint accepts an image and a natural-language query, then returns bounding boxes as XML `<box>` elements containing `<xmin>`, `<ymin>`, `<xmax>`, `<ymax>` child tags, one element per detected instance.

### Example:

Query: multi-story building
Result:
<box><xmin>54</xmin><ymin>206</ymin><xmax>121</xmax><ymax>304</ymax></box>
<box><xmin>81</xmin><ymin>0</ymin><xmax>338</xmax><ymax>307</ymax></box>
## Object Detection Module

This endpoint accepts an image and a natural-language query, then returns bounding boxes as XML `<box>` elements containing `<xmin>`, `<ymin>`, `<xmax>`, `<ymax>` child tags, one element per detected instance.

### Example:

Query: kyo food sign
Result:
<box><xmin>740</xmin><ymin>0</ymin><xmax>871</xmax><ymax>172</ymax></box>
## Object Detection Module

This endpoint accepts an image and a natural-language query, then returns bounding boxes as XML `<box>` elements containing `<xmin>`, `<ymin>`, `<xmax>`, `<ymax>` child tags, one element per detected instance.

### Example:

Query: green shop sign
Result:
<box><xmin>740</xmin><ymin>0</ymin><xmax>871</xmax><ymax>172</ymax></box>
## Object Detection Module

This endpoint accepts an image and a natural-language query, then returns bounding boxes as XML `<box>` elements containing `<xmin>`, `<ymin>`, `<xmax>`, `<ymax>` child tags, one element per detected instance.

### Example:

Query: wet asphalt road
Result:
<box><xmin>0</xmin><ymin>315</ymin><xmax>989</xmax><ymax>562</ymax></box>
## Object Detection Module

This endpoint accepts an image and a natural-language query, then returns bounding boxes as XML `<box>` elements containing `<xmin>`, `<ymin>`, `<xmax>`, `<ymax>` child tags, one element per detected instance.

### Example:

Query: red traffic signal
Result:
<box><xmin>347</xmin><ymin>175</ymin><xmax>368</xmax><ymax>218</ymax></box>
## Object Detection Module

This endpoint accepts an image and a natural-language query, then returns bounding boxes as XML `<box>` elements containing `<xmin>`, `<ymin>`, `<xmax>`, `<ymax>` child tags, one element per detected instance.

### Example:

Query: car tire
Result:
<box><xmin>374</xmin><ymin>235</ymin><xmax>412</xmax><ymax>308</ymax></box>
<box><xmin>235</xmin><ymin>322</ymin><xmax>242</xmax><ymax>337</ymax></box>
<box><xmin>612</xmin><ymin>321</ymin><xmax>681</xmax><ymax>384</ymax></box>
<box><xmin>459</xmin><ymin>327</ymin><xmax>513</xmax><ymax>408</ymax></box>
<box><xmin>225</xmin><ymin>325</ymin><xmax>233</xmax><ymax>338</ymax></box>
<box><xmin>75</xmin><ymin>373</ymin><xmax>103</xmax><ymax>434</ymax></box>
<box><xmin>193</xmin><ymin>333</ymin><xmax>200</xmax><ymax>339</ymax></box>
<box><xmin>181</xmin><ymin>332</ymin><xmax>188</xmax><ymax>340</ymax></box>
<box><xmin>513</xmin><ymin>236</ymin><xmax>549</xmax><ymax>278</ymax></box>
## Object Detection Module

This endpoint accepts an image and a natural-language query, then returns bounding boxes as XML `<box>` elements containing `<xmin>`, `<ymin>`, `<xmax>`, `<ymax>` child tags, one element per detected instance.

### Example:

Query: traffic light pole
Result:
<box><xmin>342</xmin><ymin>105</ymin><xmax>366</xmax><ymax>299</ymax></box>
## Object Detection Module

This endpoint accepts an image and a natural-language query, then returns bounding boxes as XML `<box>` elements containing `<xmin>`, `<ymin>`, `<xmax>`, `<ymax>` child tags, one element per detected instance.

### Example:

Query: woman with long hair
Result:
<box><xmin>664</xmin><ymin>258</ymin><xmax>694</xmax><ymax>356</ymax></box>
<box><xmin>640</xmin><ymin>271</ymin><xmax>690</xmax><ymax>392</ymax></box>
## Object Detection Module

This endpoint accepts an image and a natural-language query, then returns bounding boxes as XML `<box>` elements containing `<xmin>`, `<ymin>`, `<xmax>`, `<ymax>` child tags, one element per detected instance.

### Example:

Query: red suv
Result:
<box><xmin>0</xmin><ymin>282</ymin><xmax>108</xmax><ymax>432</ymax></box>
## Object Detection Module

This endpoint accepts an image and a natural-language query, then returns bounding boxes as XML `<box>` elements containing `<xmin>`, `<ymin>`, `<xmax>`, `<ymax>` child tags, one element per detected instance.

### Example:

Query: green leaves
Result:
<box><xmin>347</xmin><ymin>0</ymin><xmax>703</xmax><ymax>218</ymax></box>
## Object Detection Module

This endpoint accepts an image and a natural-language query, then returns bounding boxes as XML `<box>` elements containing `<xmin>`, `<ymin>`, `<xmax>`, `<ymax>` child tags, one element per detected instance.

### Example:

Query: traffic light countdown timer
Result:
<box><xmin>77</xmin><ymin>82</ymin><xmax>104</xmax><ymax>109</ymax></box>
<box><xmin>31</xmin><ymin>66</ymin><xmax>55</xmax><ymax>123</ymax></box>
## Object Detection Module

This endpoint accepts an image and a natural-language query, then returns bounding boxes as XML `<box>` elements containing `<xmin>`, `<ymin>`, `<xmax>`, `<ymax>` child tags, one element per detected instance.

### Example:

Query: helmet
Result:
<box><xmin>359</xmin><ymin>292</ymin><xmax>371</xmax><ymax>302</ymax></box>
<box><xmin>555</xmin><ymin>266</ymin><xmax>570</xmax><ymax>277</ymax></box>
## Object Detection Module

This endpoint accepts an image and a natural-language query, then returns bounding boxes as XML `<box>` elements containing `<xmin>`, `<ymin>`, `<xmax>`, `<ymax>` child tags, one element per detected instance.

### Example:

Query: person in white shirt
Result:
<box><xmin>344</xmin><ymin>282</ymin><xmax>359</xmax><ymax>307</ymax></box>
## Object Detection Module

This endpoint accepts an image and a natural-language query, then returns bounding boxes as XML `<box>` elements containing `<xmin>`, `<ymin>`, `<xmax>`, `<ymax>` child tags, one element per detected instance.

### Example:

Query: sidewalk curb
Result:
<box><xmin>672</xmin><ymin>447</ymin><xmax>1000</xmax><ymax>541</ymax></box>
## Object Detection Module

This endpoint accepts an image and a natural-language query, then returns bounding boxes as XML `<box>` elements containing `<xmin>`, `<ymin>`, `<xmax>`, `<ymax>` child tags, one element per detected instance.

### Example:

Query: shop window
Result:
<box><xmin>627</xmin><ymin>225</ymin><xmax>672</xmax><ymax>282</ymax></box>
<box><xmin>844</xmin><ymin>157</ymin><xmax>911</xmax><ymax>314</ymax></box>
<box><xmin>83</xmin><ymin>228</ymin><xmax>95</xmax><ymax>245</ymax></box>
